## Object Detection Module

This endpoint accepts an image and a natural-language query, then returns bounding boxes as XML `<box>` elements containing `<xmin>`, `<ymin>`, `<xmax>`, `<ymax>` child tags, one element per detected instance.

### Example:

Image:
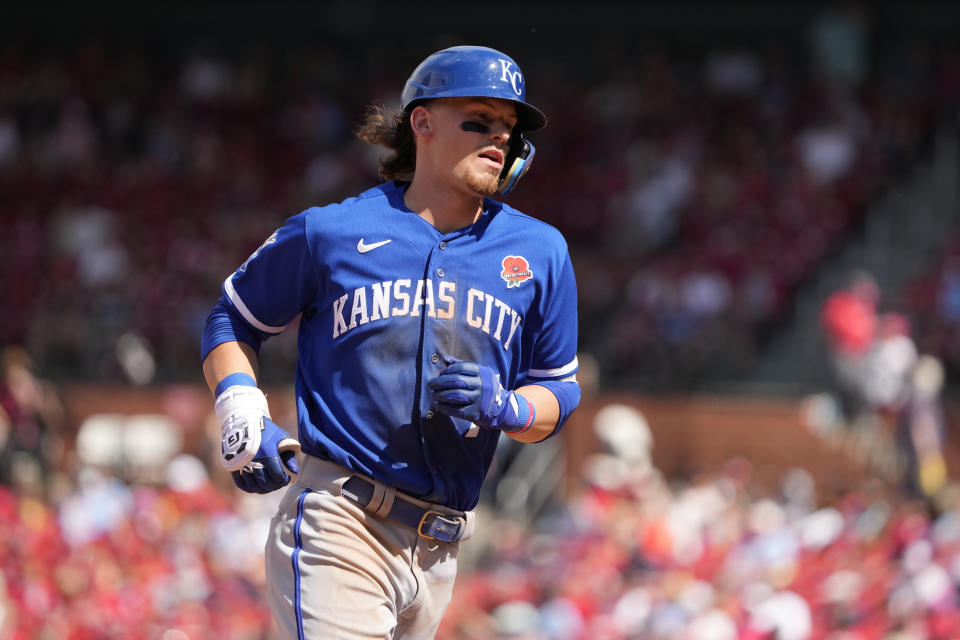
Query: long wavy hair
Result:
<box><xmin>355</xmin><ymin>104</ymin><xmax>417</xmax><ymax>182</ymax></box>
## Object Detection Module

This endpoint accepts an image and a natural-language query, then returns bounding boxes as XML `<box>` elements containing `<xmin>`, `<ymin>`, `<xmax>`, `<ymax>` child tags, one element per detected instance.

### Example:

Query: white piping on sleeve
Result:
<box><xmin>528</xmin><ymin>355</ymin><xmax>579</xmax><ymax>380</ymax></box>
<box><xmin>223</xmin><ymin>274</ymin><xmax>287</xmax><ymax>334</ymax></box>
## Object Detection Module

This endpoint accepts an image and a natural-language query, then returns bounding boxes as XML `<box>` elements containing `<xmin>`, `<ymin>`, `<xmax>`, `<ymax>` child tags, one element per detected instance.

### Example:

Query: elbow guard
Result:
<box><xmin>531</xmin><ymin>378</ymin><xmax>582</xmax><ymax>438</ymax></box>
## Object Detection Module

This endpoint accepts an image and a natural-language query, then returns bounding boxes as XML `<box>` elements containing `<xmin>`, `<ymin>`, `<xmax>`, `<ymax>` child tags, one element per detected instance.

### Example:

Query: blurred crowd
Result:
<box><xmin>4</xmin><ymin>348</ymin><xmax>960</xmax><ymax>638</ymax></box>
<box><xmin>1</xmin><ymin>4</ymin><xmax>959</xmax><ymax>388</ymax></box>
<box><xmin>441</xmin><ymin>458</ymin><xmax>960</xmax><ymax>640</ymax></box>
<box><xmin>0</xmin><ymin>469</ymin><xmax>279</xmax><ymax>639</ymax></box>
<box><xmin>0</xmin><ymin>344</ymin><xmax>282</xmax><ymax>639</ymax></box>
<box><xmin>0</xmin><ymin>35</ymin><xmax>386</xmax><ymax>384</ymax></box>
<box><xmin>434</xmin><ymin>403</ymin><xmax>960</xmax><ymax>640</ymax></box>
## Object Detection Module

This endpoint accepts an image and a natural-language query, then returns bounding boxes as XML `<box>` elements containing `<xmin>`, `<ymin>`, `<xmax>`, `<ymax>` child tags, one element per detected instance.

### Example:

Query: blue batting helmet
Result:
<box><xmin>401</xmin><ymin>45</ymin><xmax>547</xmax><ymax>132</ymax></box>
<box><xmin>402</xmin><ymin>45</ymin><xmax>545</xmax><ymax>195</ymax></box>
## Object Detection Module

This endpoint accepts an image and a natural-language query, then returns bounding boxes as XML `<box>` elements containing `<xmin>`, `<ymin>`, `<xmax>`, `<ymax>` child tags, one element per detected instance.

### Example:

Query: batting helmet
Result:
<box><xmin>401</xmin><ymin>45</ymin><xmax>547</xmax><ymax>131</ymax></box>
<box><xmin>401</xmin><ymin>45</ymin><xmax>546</xmax><ymax>194</ymax></box>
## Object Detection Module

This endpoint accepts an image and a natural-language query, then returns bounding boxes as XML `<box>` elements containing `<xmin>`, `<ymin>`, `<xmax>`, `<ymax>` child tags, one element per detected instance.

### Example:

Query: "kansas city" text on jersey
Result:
<box><xmin>332</xmin><ymin>279</ymin><xmax>523</xmax><ymax>350</ymax></box>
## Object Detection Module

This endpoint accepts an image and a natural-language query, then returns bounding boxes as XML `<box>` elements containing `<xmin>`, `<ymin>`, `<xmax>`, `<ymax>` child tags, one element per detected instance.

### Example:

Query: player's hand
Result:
<box><xmin>215</xmin><ymin>384</ymin><xmax>301</xmax><ymax>493</ymax></box>
<box><xmin>427</xmin><ymin>361</ymin><xmax>535</xmax><ymax>433</ymax></box>
<box><xmin>230</xmin><ymin>417</ymin><xmax>301</xmax><ymax>494</ymax></box>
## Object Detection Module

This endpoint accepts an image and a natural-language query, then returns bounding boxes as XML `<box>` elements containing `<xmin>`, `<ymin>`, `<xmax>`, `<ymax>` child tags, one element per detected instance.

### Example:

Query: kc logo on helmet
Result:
<box><xmin>498</xmin><ymin>59</ymin><xmax>524</xmax><ymax>96</ymax></box>
<box><xmin>501</xmin><ymin>255</ymin><xmax>533</xmax><ymax>288</ymax></box>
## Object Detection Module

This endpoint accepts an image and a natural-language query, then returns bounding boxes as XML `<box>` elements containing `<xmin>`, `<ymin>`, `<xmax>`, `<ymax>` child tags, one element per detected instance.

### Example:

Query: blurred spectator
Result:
<box><xmin>820</xmin><ymin>270</ymin><xmax>880</xmax><ymax>421</ymax></box>
<box><xmin>0</xmin><ymin>111</ymin><xmax>20</xmax><ymax>166</ymax></box>
<box><xmin>50</xmin><ymin>97</ymin><xmax>98</xmax><ymax>170</ymax></box>
<box><xmin>58</xmin><ymin>466</ymin><xmax>134</xmax><ymax>547</ymax></box>
<box><xmin>935</xmin><ymin>255</ymin><xmax>960</xmax><ymax>324</ymax></box>
<box><xmin>795</xmin><ymin>114</ymin><xmax>859</xmax><ymax>186</ymax></box>
<box><xmin>0</xmin><ymin>346</ymin><xmax>64</xmax><ymax>497</ymax></box>
<box><xmin>862</xmin><ymin>312</ymin><xmax>919</xmax><ymax>414</ymax></box>
<box><xmin>180</xmin><ymin>43</ymin><xmax>233</xmax><ymax>102</ymax></box>
<box><xmin>679</xmin><ymin>261</ymin><xmax>732</xmax><ymax>323</ymax></box>
<box><xmin>896</xmin><ymin>355</ymin><xmax>948</xmax><ymax>503</ymax></box>
<box><xmin>737</xmin><ymin>265</ymin><xmax>779</xmax><ymax>324</ymax></box>
<box><xmin>619</xmin><ymin>142</ymin><xmax>697</xmax><ymax>254</ymax></box>
<box><xmin>52</xmin><ymin>205</ymin><xmax>129</xmax><ymax>290</ymax></box>
<box><xmin>795</xmin><ymin>90</ymin><xmax>870</xmax><ymax>186</ymax></box>
<box><xmin>703</xmin><ymin>48</ymin><xmax>764</xmax><ymax>97</ymax></box>
<box><xmin>806</xmin><ymin>0</ymin><xmax>872</xmax><ymax>92</ymax></box>
<box><xmin>580</xmin><ymin>403</ymin><xmax>656</xmax><ymax>493</ymax></box>
<box><xmin>900</xmin><ymin>236</ymin><xmax>960</xmax><ymax>376</ymax></box>
<box><xmin>744</xmin><ymin>589</ymin><xmax>813</xmax><ymax>640</ymax></box>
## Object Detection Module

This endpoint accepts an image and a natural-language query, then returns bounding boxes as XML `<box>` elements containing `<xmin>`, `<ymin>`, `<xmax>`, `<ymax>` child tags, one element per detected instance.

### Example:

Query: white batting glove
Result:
<box><xmin>214</xmin><ymin>385</ymin><xmax>271</xmax><ymax>471</ymax></box>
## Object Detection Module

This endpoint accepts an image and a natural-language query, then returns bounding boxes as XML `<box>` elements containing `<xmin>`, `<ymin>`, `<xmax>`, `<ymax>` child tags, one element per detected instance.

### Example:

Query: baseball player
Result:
<box><xmin>200</xmin><ymin>45</ymin><xmax>581</xmax><ymax>639</ymax></box>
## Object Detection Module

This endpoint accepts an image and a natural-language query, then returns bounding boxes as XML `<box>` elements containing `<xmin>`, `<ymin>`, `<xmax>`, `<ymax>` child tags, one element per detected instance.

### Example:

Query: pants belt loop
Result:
<box><xmin>368</xmin><ymin>481</ymin><xmax>387</xmax><ymax>515</ymax></box>
<box><xmin>461</xmin><ymin>509</ymin><xmax>476</xmax><ymax>541</ymax></box>
<box><xmin>372</xmin><ymin>484</ymin><xmax>396</xmax><ymax>519</ymax></box>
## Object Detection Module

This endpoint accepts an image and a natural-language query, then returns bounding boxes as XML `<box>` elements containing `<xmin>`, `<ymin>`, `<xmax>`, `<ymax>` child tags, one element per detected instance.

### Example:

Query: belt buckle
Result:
<box><xmin>417</xmin><ymin>510</ymin><xmax>463</xmax><ymax>542</ymax></box>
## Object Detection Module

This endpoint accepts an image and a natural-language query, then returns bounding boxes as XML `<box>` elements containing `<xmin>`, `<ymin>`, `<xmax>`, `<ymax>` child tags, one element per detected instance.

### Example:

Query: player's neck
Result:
<box><xmin>404</xmin><ymin>179</ymin><xmax>484</xmax><ymax>234</ymax></box>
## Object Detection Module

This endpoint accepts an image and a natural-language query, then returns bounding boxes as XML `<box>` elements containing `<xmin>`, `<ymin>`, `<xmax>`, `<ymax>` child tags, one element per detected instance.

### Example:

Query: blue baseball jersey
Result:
<box><xmin>207</xmin><ymin>181</ymin><xmax>579</xmax><ymax>511</ymax></box>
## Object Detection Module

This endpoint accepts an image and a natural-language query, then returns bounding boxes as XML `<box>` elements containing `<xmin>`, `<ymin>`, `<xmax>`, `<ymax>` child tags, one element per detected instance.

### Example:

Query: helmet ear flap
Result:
<box><xmin>498</xmin><ymin>137</ymin><xmax>535</xmax><ymax>195</ymax></box>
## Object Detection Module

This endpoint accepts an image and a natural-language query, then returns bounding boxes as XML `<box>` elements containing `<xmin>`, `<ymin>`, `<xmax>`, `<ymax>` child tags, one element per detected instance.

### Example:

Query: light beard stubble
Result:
<box><xmin>464</xmin><ymin>169</ymin><xmax>500</xmax><ymax>197</ymax></box>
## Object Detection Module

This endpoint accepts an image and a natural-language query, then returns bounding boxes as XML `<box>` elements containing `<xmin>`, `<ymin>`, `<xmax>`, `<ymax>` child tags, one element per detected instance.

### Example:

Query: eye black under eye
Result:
<box><xmin>460</xmin><ymin>121</ymin><xmax>491</xmax><ymax>134</ymax></box>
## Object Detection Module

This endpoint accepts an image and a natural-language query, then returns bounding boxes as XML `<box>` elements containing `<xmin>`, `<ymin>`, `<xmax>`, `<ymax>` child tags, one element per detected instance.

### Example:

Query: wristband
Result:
<box><xmin>501</xmin><ymin>392</ymin><xmax>536</xmax><ymax>434</ymax></box>
<box><xmin>215</xmin><ymin>372</ymin><xmax>257</xmax><ymax>397</ymax></box>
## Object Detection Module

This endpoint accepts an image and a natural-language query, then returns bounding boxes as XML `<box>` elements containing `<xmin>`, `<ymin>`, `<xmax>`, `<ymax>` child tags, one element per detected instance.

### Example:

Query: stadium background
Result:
<box><xmin>3</xmin><ymin>1</ymin><xmax>960</xmax><ymax>637</ymax></box>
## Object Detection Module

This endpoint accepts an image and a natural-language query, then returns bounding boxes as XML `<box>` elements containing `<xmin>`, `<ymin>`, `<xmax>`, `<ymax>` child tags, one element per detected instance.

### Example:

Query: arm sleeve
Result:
<box><xmin>531</xmin><ymin>379</ymin><xmax>581</xmax><ymax>436</ymax></box>
<box><xmin>200</xmin><ymin>297</ymin><xmax>272</xmax><ymax>361</ymax></box>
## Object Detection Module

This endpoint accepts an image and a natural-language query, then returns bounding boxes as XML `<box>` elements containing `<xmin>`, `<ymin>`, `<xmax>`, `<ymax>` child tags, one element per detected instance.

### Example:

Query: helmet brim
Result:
<box><xmin>516</xmin><ymin>102</ymin><xmax>547</xmax><ymax>132</ymax></box>
<box><xmin>406</xmin><ymin>97</ymin><xmax>547</xmax><ymax>133</ymax></box>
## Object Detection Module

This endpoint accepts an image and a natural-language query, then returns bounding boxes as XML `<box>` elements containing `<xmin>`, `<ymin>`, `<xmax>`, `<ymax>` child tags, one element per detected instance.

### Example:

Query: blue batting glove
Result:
<box><xmin>231</xmin><ymin>417</ymin><xmax>301</xmax><ymax>494</ymax></box>
<box><xmin>427</xmin><ymin>361</ymin><xmax>535</xmax><ymax>433</ymax></box>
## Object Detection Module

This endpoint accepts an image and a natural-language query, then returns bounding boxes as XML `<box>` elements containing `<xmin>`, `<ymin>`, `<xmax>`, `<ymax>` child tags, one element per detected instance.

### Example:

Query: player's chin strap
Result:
<box><xmin>497</xmin><ymin>138</ymin><xmax>535</xmax><ymax>196</ymax></box>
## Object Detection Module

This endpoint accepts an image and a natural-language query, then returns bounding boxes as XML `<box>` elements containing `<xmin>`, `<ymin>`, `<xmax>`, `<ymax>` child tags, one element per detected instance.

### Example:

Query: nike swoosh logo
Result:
<box><xmin>357</xmin><ymin>238</ymin><xmax>392</xmax><ymax>253</ymax></box>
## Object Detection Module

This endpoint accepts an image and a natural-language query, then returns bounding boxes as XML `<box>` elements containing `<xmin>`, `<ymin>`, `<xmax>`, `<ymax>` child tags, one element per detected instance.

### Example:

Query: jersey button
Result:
<box><xmin>430</xmin><ymin>353</ymin><xmax>440</xmax><ymax>364</ymax></box>
<box><xmin>425</xmin><ymin>410</ymin><xmax>435</xmax><ymax>420</ymax></box>
<box><xmin>439</xmin><ymin>241</ymin><xmax>447</xmax><ymax>250</ymax></box>
<box><xmin>436</xmin><ymin>267</ymin><xmax>445</xmax><ymax>277</ymax></box>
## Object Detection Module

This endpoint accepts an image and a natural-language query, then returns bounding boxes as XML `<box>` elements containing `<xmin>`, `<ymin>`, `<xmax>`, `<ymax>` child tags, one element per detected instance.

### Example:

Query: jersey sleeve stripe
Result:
<box><xmin>527</xmin><ymin>355</ymin><xmax>579</xmax><ymax>380</ymax></box>
<box><xmin>224</xmin><ymin>274</ymin><xmax>287</xmax><ymax>334</ymax></box>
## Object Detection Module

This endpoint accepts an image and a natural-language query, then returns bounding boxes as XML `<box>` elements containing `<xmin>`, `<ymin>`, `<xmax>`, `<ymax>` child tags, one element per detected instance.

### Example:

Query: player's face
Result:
<box><xmin>428</xmin><ymin>98</ymin><xmax>519</xmax><ymax>196</ymax></box>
